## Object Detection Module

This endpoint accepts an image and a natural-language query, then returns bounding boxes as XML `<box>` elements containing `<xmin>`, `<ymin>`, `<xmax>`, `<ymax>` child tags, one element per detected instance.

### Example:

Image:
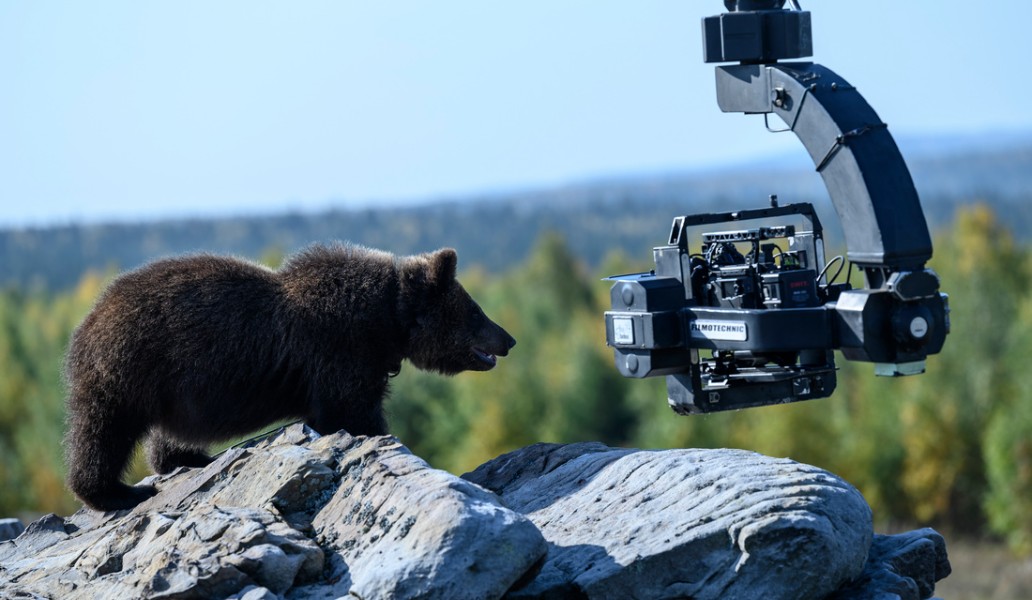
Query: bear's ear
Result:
<box><xmin>428</xmin><ymin>248</ymin><xmax>457</xmax><ymax>287</ymax></box>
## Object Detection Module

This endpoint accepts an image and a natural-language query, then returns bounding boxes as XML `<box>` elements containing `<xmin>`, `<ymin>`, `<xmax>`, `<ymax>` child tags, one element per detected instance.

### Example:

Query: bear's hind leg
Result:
<box><xmin>65</xmin><ymin>400</ymin><xmax>155</xmax><ymax>512</ymax></box>
<box><xmin>147</xmin><ymin>433</ymin><xmax>212</xmax><ymax>474</ymax></box>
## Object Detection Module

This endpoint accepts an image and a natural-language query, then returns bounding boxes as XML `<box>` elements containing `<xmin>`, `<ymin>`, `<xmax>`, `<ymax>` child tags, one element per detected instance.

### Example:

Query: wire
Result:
<box><xmin>816</xmin><ymin>255</ymin><xmax>845</xmax><ymax>286</ymax></box>
<box><xmin>218</xmin><ymin>419</ymin><xmax>305</xmax><ymax>455</ymax></box>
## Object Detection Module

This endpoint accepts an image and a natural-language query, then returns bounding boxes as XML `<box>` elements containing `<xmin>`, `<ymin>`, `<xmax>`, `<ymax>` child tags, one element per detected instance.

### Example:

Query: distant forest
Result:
<box><xmin>3</xmin><ymin>139</ymin><xmax>1032</xmax><ymax>291</ymax></box>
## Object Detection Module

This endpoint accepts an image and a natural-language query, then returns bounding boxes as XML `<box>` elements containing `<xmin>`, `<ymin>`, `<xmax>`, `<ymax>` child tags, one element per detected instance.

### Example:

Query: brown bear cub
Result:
<box><xmin>64</xmin><ymin>244</ymin><xmax>515</xmax><ymax>511</ymax></box>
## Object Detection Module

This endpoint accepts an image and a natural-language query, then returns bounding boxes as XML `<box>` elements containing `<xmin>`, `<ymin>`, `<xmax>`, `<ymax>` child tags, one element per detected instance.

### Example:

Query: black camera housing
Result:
<box><xmin>605</xmin><ymin>200</ymin><xmax>949</xmax><ymax>414</ymax></box>
<box><xmin>607</xmin><ymin>203</ymin><xmax>835</xmax><ymax>413</ymax></box>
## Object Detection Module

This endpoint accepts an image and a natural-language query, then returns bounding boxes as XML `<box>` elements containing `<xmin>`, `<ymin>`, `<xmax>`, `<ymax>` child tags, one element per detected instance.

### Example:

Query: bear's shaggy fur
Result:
<box><xmin>64</xmin><ymin>244</ymin><xmax>515</xmax><ymax>511</ymax></box>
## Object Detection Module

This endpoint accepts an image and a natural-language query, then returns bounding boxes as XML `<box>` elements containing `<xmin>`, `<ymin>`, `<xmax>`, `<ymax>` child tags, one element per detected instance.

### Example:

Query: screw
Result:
<box><xmin>621</xmin><ymin>284</ymin><xmax>635</xmax><ymax>307</ymax></box>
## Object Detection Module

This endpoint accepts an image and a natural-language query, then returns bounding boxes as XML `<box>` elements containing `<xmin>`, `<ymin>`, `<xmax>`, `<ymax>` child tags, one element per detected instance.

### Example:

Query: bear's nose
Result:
<box><xmin>506</xmin><ymin>333</ymin><xmax>516</xmax><ymax>350</ymax></box>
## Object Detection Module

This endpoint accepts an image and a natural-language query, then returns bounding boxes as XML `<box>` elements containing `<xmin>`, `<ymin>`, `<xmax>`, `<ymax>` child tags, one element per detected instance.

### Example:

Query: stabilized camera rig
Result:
<box><xmin>604</xmin><ymin>0</ymin><xmax>950</xmax><ymax>414</ymax></box>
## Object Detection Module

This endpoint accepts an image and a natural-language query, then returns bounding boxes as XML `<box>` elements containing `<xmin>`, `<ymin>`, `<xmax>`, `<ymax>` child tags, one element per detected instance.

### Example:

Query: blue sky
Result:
<box><xmin>1</xmin><ymin>1</ymin><xmax>1030</xmax><ymax>227</ymax></box>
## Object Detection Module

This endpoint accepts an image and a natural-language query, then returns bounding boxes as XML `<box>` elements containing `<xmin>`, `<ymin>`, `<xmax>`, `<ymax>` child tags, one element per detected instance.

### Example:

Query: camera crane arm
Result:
<box><xmin>713</xmin><ymin>61</ymin><xmax>932</xmax><ymax>274</ymax></box>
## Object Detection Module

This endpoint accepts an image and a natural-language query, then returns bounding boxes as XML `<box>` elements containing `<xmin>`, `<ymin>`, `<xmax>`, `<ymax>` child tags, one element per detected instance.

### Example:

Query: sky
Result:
<box><xmin>1</xmin><ymin>1</ymin><xmax>1030</xmax><ymax>227</ymax></box>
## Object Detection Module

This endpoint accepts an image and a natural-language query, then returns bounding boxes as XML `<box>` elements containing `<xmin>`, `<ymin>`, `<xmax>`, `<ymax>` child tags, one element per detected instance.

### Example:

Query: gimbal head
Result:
<box><xmin>603</xmin><ymin>2</ymin><xmax>950</xmax><ymax>414</ymax></box>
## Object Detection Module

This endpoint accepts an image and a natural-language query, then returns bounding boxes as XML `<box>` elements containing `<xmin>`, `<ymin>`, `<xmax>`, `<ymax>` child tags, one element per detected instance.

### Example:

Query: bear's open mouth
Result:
<box><xmin>471</xmin><ymin>346</ymin><xmax>498</xmax><ymax>368</ymax></box>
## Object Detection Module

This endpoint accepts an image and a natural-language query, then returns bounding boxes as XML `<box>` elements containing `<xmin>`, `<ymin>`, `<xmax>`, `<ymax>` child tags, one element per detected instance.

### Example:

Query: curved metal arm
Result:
<box><xmin>714</xmin><ymin>62</ymin><xmax>933</xmax><ymax>272</ymax></box>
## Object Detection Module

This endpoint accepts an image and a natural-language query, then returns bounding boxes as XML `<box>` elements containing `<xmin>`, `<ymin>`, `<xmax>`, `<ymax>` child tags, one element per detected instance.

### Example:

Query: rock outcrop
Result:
<box><xmin>464</xmin><ymin>442</ymin><xmax>874</xmax><ymax>599</ymax></box>
<box><xmin>0</xmin><ymin>426</ymin><xmax>544</xmax><ymax>599</ymax></box>
<box><xmin>0</xmin><ymin>519</ymin><xmax>24</xmax><ymax>543</ymax></box>
<box><xmin>0</xmin><ymin>426</ymin><xmax>950</xmax><ymax>599</ymax></box>
<box><xmin>828</xmin><ymin>528</ymin><xmax>952</xmax><ymax>600</ymax></box>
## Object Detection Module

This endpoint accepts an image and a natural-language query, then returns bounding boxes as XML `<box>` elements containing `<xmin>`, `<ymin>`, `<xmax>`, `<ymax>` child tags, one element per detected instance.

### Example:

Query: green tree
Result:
<box><xmin>897</xmin><ymin>205</ymin><xmax>1028</xmax><ymax>529</ymax></box>
<box><xmin>985</xmin><ymin>244</ymin><xmax>1032</xmax><ymax>553</ymax></box>
<box><xmin>0</xmin><ymin>272</ymin><xmax>110</xmax><ymax>515</ymax></box>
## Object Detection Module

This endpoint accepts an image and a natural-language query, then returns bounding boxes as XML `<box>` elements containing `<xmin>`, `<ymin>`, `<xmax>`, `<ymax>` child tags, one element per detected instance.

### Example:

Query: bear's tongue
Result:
<box><xmin>472</xmin><ymin>347</ymin><xmax>497</xmax><ymax>368</ymax></box>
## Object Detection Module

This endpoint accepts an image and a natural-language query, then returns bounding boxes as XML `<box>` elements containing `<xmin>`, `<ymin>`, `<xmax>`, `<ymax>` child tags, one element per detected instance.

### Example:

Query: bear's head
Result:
<box><xmin>401</xmin><ymin>248</ymin><xmax>516</xmax><ymax>375</ymax></box>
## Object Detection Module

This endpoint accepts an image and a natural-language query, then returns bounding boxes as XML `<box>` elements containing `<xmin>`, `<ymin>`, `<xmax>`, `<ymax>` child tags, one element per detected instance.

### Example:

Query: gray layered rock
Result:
<box><xmin>829</xmin><ymin>528</ymin><xmax>952</xmax><ymax>600</ymax></box>
<box><xmin>0</xmin><ymin>425</ymin><xmax>546</xmax><ymax>599</ymax></box>
<box><xmin>0</xmin><ymin>519</ymin><xmax>24</xmax><ymax>543</ymax></box>
<box><xmin>464</xmin><ymin>442</ymin><xmax>876</xmax><ymax>600</ymax></box>
<box><xmin>295</xmin><ymin>433</ymin><xmax>545</xmax><ymax>599</ymax></box>
<box><xmin>0</xmin><ymin>429</ymin><xmax>949</xmax><ymax>599</ymax></box>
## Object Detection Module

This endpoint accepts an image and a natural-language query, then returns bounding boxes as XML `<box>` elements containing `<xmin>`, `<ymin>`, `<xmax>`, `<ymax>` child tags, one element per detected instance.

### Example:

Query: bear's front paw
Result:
<box><xmin>86</xmin><ymin>483</ymin><xmax>158</xmax><ymax>512</ymax></box>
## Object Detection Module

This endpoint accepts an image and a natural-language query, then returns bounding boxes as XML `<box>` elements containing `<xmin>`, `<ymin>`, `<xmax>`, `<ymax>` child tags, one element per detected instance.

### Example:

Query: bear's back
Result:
<box><xmin>85</xmin><ymin>254</ymin><xmax>279</xmax><ymax>334</ymax></box>
<box><xmin>68</xmin><ymin>255</ymin><xmax>285</xmax><ymax>388</ymax></box>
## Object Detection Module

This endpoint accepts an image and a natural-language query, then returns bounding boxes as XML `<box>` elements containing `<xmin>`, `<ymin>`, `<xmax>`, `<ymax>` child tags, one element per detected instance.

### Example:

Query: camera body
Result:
<box><xmin>605</xmin><ymin>200</ymin><xmax>949</xmax><ymax>414</ymax></box>
<box><xmin>603</xmin><ymin>2</ymin><xmax>950</xmax><ymax>414</ymax></box>
<box><xmin>606</xmin><ymin>202</ymin><xmax>837</xmax><ymax>413</ymax></box>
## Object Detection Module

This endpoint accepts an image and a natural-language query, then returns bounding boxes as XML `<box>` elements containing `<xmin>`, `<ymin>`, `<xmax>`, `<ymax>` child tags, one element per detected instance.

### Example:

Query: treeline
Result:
<box><xmin>2</xmin><ymin>205</ymin><xmax>1032</xmax><ymax>555</ymax></box>
<box><xmin>4</xmin><ymin>137</ymin><xmax>1032</xmax><ymax>292</ymax></box>
<box><xmin>0</xmin><ymin>198</ymin><xmax>694</xmax><ymax>292</ymax></box>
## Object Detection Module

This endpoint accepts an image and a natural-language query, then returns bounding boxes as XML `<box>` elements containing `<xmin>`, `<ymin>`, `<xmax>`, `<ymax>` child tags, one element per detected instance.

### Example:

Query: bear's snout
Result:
<box><xmin>470</xmin><ymin>322</ymin><xmax>516</xmax><ymax>370</ymax></box>
<box><xmin>492</xmin><ymin>328</ymin><xmax>517</xmax><ymax>356</ymax></box>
